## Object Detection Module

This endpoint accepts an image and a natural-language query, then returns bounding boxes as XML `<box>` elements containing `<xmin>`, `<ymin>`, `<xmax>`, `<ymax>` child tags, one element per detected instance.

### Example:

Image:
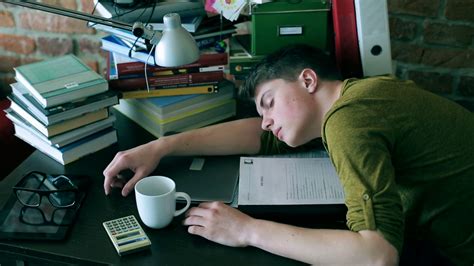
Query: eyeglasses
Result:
<box><xmin>19</xmin><ymin>206</ymin><xmax>75</xmax><ymax>226</ymax></box>
<box><xmin>13</xmin><ymin>172</ymin><xmax>79</xmax><ymax>208</ymax></box>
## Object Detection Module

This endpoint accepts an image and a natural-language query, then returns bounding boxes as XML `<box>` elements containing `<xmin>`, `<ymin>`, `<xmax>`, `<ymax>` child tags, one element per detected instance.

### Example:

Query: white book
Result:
<box><xmin>238</xmin><ymin>157</ymin><xmax>345</xmax><ymax>206</ymax></box>
<box><xmin>13</xmin><ymin>126</ymin><xmax>117</xmax><ymax>165</ymax></box>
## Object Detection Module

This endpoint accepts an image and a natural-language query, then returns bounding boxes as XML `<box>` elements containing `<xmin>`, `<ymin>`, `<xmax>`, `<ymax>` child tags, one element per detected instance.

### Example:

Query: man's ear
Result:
<box><xmin>298</xmin><ymin>68</ymin><xmax>318</xmax><ymax>93</ymax></box>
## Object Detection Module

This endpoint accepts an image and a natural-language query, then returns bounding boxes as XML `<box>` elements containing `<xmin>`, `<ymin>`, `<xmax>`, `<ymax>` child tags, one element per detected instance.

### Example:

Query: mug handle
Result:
<box><xmin>174</xmin><ymin>192</ymin><xmax>191</xmax><ymax>217</ymax></box>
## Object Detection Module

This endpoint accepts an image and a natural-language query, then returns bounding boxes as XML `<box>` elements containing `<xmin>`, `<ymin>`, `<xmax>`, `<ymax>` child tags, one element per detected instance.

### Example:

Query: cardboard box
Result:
<box><xmin>251</xmin><ymin>0</ymin><xmax>330</xmax><ymax>56</ymax></box>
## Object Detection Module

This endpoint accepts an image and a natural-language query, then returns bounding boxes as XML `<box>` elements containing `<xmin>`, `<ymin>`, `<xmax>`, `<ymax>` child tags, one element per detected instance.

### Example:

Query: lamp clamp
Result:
<box><xmin>132</xmin><ymin>22</ymin><xmax>161</xmax><ymax>45</ymax></box>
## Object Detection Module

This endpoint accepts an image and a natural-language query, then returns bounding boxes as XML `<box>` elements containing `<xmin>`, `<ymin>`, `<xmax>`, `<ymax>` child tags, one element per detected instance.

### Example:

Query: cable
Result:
<box><xmin>144</xmin><ymin>44</ymin><xmax>157</xmax><ymax>93</ymax></box>
<box><xmin>138</xmin><ymin>0</ymin><xmax>158</xmax><ymax>90</ymax></box>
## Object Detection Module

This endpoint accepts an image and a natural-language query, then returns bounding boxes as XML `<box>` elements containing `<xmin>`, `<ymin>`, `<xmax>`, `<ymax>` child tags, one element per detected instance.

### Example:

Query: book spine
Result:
<box><xmin>150</xmin><ymin>81</ymin><xmax>219</xmax><ymax>90</ymax></box>
<box><xmin>116</xmin><ymin>53</ymin><xmax>228</xmax><ymax>76</ymax></box>
<box><xmin>120</xmin><ymin>84</ymin><xmax>217</xmax><ymax>99</ymax></box>
<box><xmin>109</xmin><ymin>71</ymin><xmax>224</xmax><ymax>91</ymax></box>
<box><xmin>117</xmin><ymin>65</ymin><xmax>225</xmax><ymax>79</ymax></box>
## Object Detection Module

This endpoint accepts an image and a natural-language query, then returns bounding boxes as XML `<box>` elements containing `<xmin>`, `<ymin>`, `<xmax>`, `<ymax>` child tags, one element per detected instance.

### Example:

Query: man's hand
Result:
<box><xmin>183</xmin><ymin>201</ymin><xmax>255</xmax><ymax>247</ymax></box>
<box><xmin>103</xmin><ymin>140</ymin><xmax>161</xmax><ymax>196</ymax></box>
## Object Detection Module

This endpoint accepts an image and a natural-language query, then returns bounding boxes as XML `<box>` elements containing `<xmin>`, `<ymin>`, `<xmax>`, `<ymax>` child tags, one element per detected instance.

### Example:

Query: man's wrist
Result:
<box><xmin>152</xmin><ymin>136</ymin><xmax>174</xmax><ymax>158</ymax></box>
<box><xmin>242</xmin><ymin>218</ymin><xmax>262</xmax><ymax>247</ymax></box>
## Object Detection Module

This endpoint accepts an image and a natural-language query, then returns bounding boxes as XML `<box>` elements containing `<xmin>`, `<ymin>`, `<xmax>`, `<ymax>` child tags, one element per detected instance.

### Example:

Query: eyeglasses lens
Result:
<box><xmin>16</xmin><ymin>174</ymin><xmax>44</xmax><ymax>207</ymax></box>
<box><xmin>16</xmin><ymin>174</ymin><xmax>76</xmax><ymax>208</ymax></box>
<box><xmin>48</xmin><ymin>176</ymin><xmax>76</xmax><ymax>207</ymax></box>
<box><xmin>49</xmin><ymin>191</ymin><xmax>76</xmax><ymax>207</ymax></box>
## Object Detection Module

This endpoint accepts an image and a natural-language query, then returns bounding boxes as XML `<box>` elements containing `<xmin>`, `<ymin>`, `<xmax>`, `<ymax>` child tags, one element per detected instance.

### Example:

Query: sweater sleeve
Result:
<box><xmin>323</xmin><ymin>103</ymin><xmax>405</xmax><ymax>254</ymax></box>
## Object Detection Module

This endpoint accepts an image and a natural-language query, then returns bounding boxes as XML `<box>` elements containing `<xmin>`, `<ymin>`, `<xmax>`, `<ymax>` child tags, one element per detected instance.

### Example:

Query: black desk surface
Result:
<box><xmin>0</xmin><ymin>110</ymin><xmax>344</xmax><ymax>265</ymax></box>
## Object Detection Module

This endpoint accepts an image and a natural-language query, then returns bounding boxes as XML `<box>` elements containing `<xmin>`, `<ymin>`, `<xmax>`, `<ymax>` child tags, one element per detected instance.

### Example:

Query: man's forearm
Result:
<box><xmin>155</xmin><ymin>117</ymin><xmax>263</xmax><ymax>157</ymax></box>
<box><xmin>245</xmin><ymin>219</ymin><xmax>398</xmax><ymax>265</ymax></box>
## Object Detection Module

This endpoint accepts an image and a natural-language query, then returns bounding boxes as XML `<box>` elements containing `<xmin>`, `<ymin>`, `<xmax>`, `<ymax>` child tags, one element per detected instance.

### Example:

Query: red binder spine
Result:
<box><xmin>332</xmin><ymin>0</ymin><xmax>363</xmax><ymax>78</ymax></box>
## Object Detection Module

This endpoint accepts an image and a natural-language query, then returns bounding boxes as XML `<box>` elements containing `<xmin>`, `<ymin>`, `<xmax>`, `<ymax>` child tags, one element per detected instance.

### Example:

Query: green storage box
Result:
<box><xmin>251</xmin><ymin>0</ymin><xmax>330</xmax><ymax>56</ymax></box>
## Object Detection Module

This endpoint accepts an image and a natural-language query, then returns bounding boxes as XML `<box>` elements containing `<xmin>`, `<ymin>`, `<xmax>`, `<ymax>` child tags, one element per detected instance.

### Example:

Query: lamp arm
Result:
<box><xmin>2</xmin><ymin>0</ymin><xmax>133</xmax><ymax>33</ymax></box>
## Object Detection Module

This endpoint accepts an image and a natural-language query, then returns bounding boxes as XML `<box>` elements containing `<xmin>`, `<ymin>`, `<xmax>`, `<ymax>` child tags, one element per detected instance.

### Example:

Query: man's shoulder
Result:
<box><xmin>344</xmin><ymin>75</ymin><xmax>415</xmax><ymax>91</ymax></box>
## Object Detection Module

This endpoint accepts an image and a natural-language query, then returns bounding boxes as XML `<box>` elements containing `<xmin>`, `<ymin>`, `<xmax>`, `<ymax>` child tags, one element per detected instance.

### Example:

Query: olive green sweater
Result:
<box><xmin>259</xmin><ymin>76</ymin><xmax>474</xmax><ymax>265</ymax></box>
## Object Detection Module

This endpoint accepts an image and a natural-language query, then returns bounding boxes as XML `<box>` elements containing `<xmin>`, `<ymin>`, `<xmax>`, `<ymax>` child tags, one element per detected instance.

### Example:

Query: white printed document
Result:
<box><xmin>238</xmin><ymin>157</ymin><xmax>345</xmax><ymax>205</ymax></box>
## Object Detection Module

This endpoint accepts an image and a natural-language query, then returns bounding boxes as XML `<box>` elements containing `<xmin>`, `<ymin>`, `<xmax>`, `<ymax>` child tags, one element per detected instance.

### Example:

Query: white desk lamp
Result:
<box><xmin>2</xmin><ymin>0</ymin><xmax>200</xmax><ymax>68</ymax></box>
<box><xmin>132</xmin><ymin>13</ymin><xmax>199</xmax><ymax>67</ymax></box>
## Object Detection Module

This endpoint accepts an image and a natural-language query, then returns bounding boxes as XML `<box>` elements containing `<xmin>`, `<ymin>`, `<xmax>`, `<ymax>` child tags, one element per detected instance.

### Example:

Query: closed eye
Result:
<box><xmin>264</xmin><ymin>98</ymin><xmax>273</xmax><ymax>110</ymax></box>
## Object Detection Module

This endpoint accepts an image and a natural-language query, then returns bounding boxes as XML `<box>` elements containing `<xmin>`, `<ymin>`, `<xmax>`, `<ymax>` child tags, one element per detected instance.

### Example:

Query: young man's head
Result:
<box><xmin>239</xmin><ymin>44</ymin><xmax>341</xmax><ymax>100</ymax></box>
<box><xmin>238</xmin><ymin>44</ymin><xmax>341</xmax><ymax>147</ymax></box>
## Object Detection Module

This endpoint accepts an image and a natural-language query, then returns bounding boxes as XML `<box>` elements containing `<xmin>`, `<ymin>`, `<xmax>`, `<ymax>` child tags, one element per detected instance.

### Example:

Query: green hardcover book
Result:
<box><xmin>14</xmin><ymin>55</ymin><xmax>108</xmax><ymax>108</ymax></box>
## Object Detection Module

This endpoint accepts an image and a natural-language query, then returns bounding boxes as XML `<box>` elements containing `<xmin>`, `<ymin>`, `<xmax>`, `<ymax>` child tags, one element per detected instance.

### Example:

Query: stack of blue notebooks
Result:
<box><xmin>113</xmin><ymin>80</ymin><xmax>236</xmax><ymax>137</ymax></box>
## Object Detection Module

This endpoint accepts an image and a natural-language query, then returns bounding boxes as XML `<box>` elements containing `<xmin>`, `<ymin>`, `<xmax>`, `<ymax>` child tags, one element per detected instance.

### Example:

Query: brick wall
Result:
<box><xmin>0</xmin><ymin>0</ymin><xmax>473</xmax><ymax>102</ymax></box>
<box><xmin>389</xmin><ymin>0</ymin><xmax>474</xmax><ymax>101</ymax></box>
<box><xmin>0</xmin><ymin>0</ymin><xmax>105</xmax><ymax>98</ymax></box>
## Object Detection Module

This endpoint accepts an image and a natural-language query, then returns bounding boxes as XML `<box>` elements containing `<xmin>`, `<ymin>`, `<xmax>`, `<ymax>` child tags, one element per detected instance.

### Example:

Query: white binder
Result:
<box><xmin>354</xmin><ymin>0</ymin><xmax>393</xmax><ymax>77</ymax></box>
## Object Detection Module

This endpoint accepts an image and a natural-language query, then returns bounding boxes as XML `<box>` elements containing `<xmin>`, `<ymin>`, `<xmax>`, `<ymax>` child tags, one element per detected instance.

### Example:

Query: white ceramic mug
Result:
<box><xmin>135</xmin><ymin>175</ymin><xmax>191</xmax><ymax>229</ymax></box>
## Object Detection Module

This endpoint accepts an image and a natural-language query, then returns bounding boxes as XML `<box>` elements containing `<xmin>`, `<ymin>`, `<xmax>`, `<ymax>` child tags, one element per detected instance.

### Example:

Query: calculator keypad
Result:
<box><xmin>103</xmin><ymin>215</ymin><xmax>151</xmax><ymax>256</ymax></box>
<box><xmin>104</xmin><ymin>215</ymin><xmax>140</xmax><ymax>235</ymax></box>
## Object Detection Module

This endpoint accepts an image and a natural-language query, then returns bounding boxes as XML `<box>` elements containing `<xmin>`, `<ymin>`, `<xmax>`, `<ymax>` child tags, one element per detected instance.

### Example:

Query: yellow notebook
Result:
<box><xmin>120</xmin><ymin>84</ymin><xmax>217</xmax><ymax>99</ymax></box>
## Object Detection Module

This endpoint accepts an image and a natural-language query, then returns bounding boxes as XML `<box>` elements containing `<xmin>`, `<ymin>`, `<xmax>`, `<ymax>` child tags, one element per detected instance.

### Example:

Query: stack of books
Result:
<box><xmin>104</xmin><ymin>48</ymin><xmax>229</xmax><ymax>98</ymax></box>
<box><xmin>113</xmin><ymin>80</ymin><xmax>236</xmax><ymax>137</ymax></box>
<box><xmin>89</xmin><ymin>1</ymin><xmax>242</xmax><ymax>138</ymax></box>
<box><xmin>4</xmin><ymin>55</ymin><xmax>119</xmax><ymax>165</ymax></box>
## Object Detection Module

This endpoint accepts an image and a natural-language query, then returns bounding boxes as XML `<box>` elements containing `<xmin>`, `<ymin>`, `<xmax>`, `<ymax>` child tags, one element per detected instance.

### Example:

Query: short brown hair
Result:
<box><xmin>238</xmin><ymin>44</ymin><xmax>341</xmax><ymax>100</ymax></box>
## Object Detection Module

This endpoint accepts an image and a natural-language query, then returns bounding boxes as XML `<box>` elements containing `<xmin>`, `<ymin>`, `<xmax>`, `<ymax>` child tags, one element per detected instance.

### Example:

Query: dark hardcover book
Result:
<box><xmin>114</xmin><ymin>52</ymin><xmax>228</xmax><ymax>76</ymax></box>
<box><xmin>116</xmin><ymin>65</ymin><xmax>225</xmax><ymax>80</ymax></box>
<box><xmin>108</xmin><ymin>51</ymin><xmax>225</xmax><ymax>80</ymax></box>
<box><xmin>9</xmin><ymin>82</ymin><xmax>118</xmax><ymax>126</ymax></box>
<box><xmin>109</xmin><ymin>71</ymin><xmax>224</xmax><ymax>91</ymax></box>
<box><xmin>94</xmin><ymin>0</ymin><xmax>206</xmax><ymax>24</ymax></box>
<box><xmin>192</xmin><ymin>15</ymin><xmax>245</xmax><ymax>37</ymax></box>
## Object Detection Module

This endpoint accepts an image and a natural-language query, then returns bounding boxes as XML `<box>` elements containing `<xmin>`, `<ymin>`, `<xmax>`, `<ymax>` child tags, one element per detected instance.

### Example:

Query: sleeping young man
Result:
<box><xmin>103</xmin><ymin>44</ymin><xmax>473</xmax><ymax>265</ymax></box>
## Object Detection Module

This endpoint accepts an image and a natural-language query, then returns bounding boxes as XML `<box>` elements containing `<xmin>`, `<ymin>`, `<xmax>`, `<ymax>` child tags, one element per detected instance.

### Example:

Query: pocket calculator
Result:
<box><xmin>103</xmin><ymin>215</ymin><xmax>151</xmax><ymax>256</ymax></box>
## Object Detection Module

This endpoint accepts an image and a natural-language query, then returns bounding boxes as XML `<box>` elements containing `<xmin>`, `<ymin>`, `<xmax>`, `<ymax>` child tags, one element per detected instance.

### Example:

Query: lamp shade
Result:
<box><xmin>155</xmin><ymin>13</ymin><xmax>200</xmax><ymax>67</ymax></box>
